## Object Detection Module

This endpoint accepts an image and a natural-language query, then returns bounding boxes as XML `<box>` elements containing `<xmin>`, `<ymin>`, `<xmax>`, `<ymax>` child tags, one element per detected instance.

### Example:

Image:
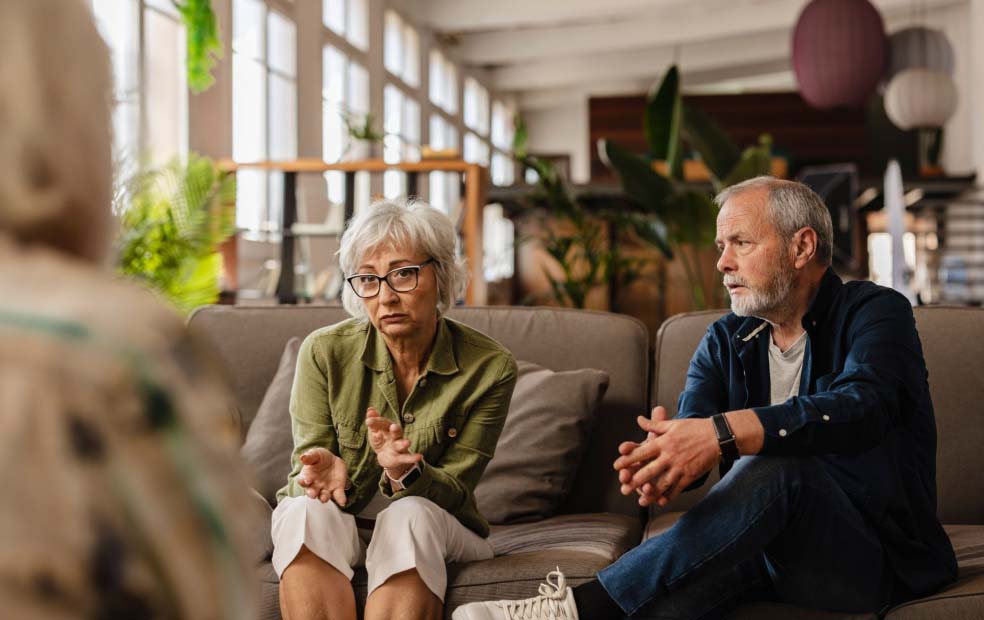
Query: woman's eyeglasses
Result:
<box><xmin>346</xmin><ymin>258</ymin><xmax>436</xmax><ymax>299</ymax></box>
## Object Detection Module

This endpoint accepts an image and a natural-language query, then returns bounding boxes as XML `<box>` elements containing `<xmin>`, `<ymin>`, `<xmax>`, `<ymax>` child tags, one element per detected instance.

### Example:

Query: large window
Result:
<box><xmin>428</xmin><ymin>115</ymin><xmax>460</xmax><ymax>213</ymax></box>
<box><xmin>490</xmin><ymin>100</ymin><xmax>516</xmax><ymax>186</ymax></box>
<box><xmin>384</xmin><ymin>10</ymin><xmax>419</xmax><ymax>88</ymax></box>
<box><xmin>322</xmin><ymin>44</ymin><xmax>370</xmax><ymax>210</ymax></box>
<box><xmin>429</xmin><ymin>49</ymin><xmax>458</xmax><ymax>115</ymax></box>
<box><xmin>233</xmin><ymin>0</ymin><xmax>297</xmax><ymax>233</ymax></box>
<box><xmin>383</xmin><ymin>84</ymin><xmax>421</xmax><ymax>199</ymax></box>
<box><xmin>92</xmin><ymin>0</ymin><xmax>188</xmax><ymax>172</ymax></box>
<box><xmin>323</xmin><ymin>0</ymin><xmax>368</xmax><ymax>51</ymax></box>
<box><xmin>463</xmin><ymin>77</ymin><xmax>489</xmax><ymax>137</ymax></box>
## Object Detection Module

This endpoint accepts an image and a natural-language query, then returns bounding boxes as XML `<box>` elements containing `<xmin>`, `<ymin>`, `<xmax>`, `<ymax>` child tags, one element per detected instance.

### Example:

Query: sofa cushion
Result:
<box><xmin>489</xmin><ymin>512</ymin><xmax>641</xmax><ymax>560</ymax></box>
<box><xmin>475</xmin><ymin>361</ymin><xmax>609</xmax><ymax>524</ymax></box>
<box><xmin>240</xmin><ymin>337</ymin><xmax>301</xmax><ymax>506</ymax></box>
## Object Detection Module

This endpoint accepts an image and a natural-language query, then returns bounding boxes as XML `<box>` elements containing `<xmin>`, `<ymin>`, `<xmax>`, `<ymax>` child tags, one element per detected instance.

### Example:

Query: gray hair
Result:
<box><xmin>0</xmin><ymin>0</ymin><xmax>114</xmax><ymax>262</ymax></box>
<box><xmin>338</xmin><ymin>199</ymin><xmax>469</xmax><ymax>321</ymax></box>
<box><xmin>714</xmin><ymin>176</ymin><xmax>833</xmax><ymax>266</ymax></box>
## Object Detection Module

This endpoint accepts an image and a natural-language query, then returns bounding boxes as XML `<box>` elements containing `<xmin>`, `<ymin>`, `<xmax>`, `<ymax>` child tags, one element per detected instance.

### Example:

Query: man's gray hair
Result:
<box><xmin>338</xmin><ymin>199</ymin><xmax>469</xmax><ymax>321</ymax></box>
<box><xmin>0</xmin><ymin>0</ymin><xmax>114</xmax><ymax>263</ymax></box>
<box><xmin>714</xmin><ymin>176</ymin><xmax>834</xmax><ymax>266</ymax></box>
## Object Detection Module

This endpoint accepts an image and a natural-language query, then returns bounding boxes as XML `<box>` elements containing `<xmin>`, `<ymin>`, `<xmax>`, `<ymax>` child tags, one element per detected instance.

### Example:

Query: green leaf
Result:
<box><xmin>722</xmin><ymin>134</ymin><xmax>773</xmax><ymax>188</ymax></box>
<box><xmin>612</xmin><ymin>211</ymin><xmax>673</xmax><ymax>260</ymax></box>
<box><xmin>512</xmin><ymin>115</ymin><xmax>529</xmax><ymax>159</ymax></box>
<box><xmin>174</xmin><ymin>0</ymin><xmax>223</xmax><ymax>94</ymax></box>
<box><xmin>682</xmin><ymin>104</ymin><xmax>741</xmax><ymax>185</ymax></box>
<box><xmin>665</xmin><ymin>189</ymin><xmax>719</xmax><ymax>247</ymax></box>
<box><xmin>645</xmin><ymin>65</ymin><xmax>683</xmax><ymax>180</ymax></box>
<box><xmin>598</xmin><ymin>139</ymin><xmax>674</xmax><ymax>213</ymax></box>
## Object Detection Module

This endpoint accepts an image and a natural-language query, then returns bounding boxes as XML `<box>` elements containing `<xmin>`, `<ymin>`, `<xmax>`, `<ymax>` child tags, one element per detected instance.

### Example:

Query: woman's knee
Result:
<box><xmin>376</xmin><ymin>496</ymin><xmax>442</xmax><ymax>526</ymax></box>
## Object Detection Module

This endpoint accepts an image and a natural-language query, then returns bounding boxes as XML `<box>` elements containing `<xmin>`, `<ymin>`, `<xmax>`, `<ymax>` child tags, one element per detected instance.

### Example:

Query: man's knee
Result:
<box><xmin>725</xmin><ymin>455</ymin><xmax>813</xmax><ymax>488</ymax></box>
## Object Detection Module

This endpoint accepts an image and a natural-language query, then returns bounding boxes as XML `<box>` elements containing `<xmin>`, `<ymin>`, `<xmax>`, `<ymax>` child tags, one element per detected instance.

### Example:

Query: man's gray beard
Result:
<box><xmin>728</xmin><ymin>261</ymin><xmax>795</xmax><ymax>318</ymax></box>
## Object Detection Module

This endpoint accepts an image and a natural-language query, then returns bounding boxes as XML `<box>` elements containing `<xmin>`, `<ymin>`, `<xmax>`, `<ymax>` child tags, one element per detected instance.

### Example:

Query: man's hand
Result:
<box><xmin>297</xmin><ymin>447</ymin><xmax>349</xmax><ymax>505</ymax></box>
<box><xmin>365</xmin><ymin>407</ymin><xmax>423</xmax><ymax>481</ymax></box>
<box><xmin>614</xmin><ymin>407</ymin><xmax>721</xmax><ymax>507</ymax></box>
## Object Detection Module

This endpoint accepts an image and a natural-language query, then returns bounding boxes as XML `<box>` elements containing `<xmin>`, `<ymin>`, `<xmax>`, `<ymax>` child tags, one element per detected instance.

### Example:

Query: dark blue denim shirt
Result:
<box><xmin>678</xmin><ymin>268</ymin><xmax>957</xmax><ymax>597</ymax></box>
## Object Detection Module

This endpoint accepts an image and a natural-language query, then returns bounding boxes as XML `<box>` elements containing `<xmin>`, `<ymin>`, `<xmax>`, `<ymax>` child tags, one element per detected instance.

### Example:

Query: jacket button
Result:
<box><xmin>779</xmin><ymin>429</ymin><xmax>788</xmax><ymax>437</ymax></box>
<box><xmin>447</xmin><ymin>428</ymin><xmax>458</xmax><ymax>438</ymax></box>
<box><xmin>822</xmin><ymin>415</ymin><xmax>830</xmax><ymax>422</ymax></box>
<box><xmin>403</xmin><ymin>413</ymin><xmax>415</xmax><ymax>424</ymax></box>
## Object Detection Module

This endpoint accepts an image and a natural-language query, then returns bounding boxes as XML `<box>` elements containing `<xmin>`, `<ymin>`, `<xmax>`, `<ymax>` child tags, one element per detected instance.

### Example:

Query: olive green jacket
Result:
<box><xmin>276</xmin><ymin>316</ymin><xmax>517</xmax><ymax>537</ymax></box>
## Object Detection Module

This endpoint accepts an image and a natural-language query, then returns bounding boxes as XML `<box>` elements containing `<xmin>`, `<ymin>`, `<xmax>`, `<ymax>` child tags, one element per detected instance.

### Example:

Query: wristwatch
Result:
<box><xmin>386</xmin><ymin>463</ymin><xmax>422</xmax><ymax>491</ymax></box>
<box><xmin>711</xmin><ymin>413</ymin><xmax>740</xmax><ymax>463</ymax></box>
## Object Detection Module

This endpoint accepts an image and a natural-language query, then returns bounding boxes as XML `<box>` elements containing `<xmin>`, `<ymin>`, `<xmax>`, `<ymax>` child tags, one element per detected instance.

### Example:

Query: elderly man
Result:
<box><xmin>454</xmin><ymin>176</ymin><xmax>957</xmax><ymax>620</ymax></box>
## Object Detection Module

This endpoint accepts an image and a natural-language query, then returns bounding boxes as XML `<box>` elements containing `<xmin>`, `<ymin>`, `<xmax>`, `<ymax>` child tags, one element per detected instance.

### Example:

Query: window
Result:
<box><xmin>464</xmin><ymin>132</ymin><xmax>490</xmax><ymax>167</ymax></box>
<box><xmin>92</xmin><ymin>0</ymin><xmax>187</xmax><ymax>172</ymax></box>
<box><xmin>428</xmin><ymin>115</ymin><xmax>460</xmax><ymax>214</ymax></box>
<box><xmin>484</xmin><ymin>203</ymin><xmax>515</xmax><ymax>282</ymax></box>
<box><xmin>463</xmin><ymin>77</ymin><xmax>489</xmax><ymax>136</ymax></box>
<box><xmin>322</xmin><ymin>44</ymin><xmax>370</xmax><ymax>210</ymax></box>
<box><xmin>429</xmin><ymin>49</ymin><xmax>457</xmax><ymax>115</ymax></box>
<box><xmin>323</xmin><ymin>0</ymin><xmax>368</xmax><ymax>51</ymax></box>
<box><xmin>384</xmin><ymin>11</ymin><xmax>419</xmax><ymax>88</ymax></box>
<box><xmin>383</xmin><ymin>84</ymin><xmax>421</xmax><ymax>199</ymax></box>
<box><xmin>491</xmin><ymin>100</ymin><xmax>516</xmax><ymax>186</ymax></box>
<box><xmin>233</xmin><ymin>0</ymin><xmax>297</xmax><ymax>233</ymax></box>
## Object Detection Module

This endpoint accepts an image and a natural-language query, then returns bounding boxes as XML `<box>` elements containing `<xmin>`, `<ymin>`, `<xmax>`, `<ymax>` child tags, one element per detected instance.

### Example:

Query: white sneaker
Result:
<box><xmin>452</xmin><ymin>568</ymin><xmax>580</xmax><ymax>620</ymax></box>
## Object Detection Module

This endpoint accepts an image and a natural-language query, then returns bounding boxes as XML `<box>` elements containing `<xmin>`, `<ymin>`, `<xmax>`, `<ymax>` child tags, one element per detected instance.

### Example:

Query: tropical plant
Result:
<box><xmin>116</xmin><ymin>154</ymin><xmax>236</xmax><ymax>315</ymax></box>
<box><xmin>174</xmin><ymin>0</ymin><xmax>222</xmax><ymax>93</ymax></box>
<box><xmin>601</xmin><ymin>65</ymin><xmax>773</xmax><ymax>310</ymax></box>
<box><xmin>512</xmin><ymin>118</ymin><xmax>666</xmax><ymax>310</ymax></box>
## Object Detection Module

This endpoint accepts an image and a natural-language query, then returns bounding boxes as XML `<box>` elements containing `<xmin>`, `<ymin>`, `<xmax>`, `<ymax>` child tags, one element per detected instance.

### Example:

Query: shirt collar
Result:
<box><xmin>801</xmin><ymin>267</ymin><xmax>842</xmax><ymax>331</ymax></box>
<box><xmin>360</xmin><ymin>316</ymin><xmax>459</xmax><ymax>376</ymax></box>
<box><xmin>733</xmin><ymin>267</ymin><xmax>841</xmax><ymax>344</ymax></box>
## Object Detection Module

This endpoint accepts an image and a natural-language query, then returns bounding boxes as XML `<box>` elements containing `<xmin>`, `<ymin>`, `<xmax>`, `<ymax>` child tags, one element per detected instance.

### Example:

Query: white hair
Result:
<box><xmin>715</xmin><ymin>176</ymin><xmax>834</xmax><ymax>266</ymax></box>
<box><xmin>338</xmin><ymin>199</ymin><xmax>469</xmax><ymax>321</ymax></box>
<box><xmin>0</xmin><ymin>0</ymin><xmax>114</xmax><ymax>262</ymax></box>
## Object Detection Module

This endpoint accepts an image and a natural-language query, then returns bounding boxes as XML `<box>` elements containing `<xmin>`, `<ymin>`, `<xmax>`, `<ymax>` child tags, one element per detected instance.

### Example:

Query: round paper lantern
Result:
<box><xmin>886</xmin><ymin>27</ymin><xmax>955</xmax><ymax>81</ymax></box>
<box><xmin>793</xmin><ymin>0</ymin><xmax>887</xmax><ymax>109</ymax></box>
<box><xmin>884</xmin><ymin>68</ymin><xmax>957</xmax><ymax>129</ymax></box>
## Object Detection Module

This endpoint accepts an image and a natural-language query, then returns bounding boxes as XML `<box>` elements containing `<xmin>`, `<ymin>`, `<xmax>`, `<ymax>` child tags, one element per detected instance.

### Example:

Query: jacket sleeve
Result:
<box><xmin>380</xmin><ymin>355</ymin><xmax>518</xmax><ymax>515</ymax></box>
<box><xmin>752</xmin><ymin>291</ymin><xmax>922</xmax><ymax>456</ymax></box>
<box><xmin>675</xmin><ymin>325</ymin><xmax>731</xmax><ymax>490</ymax></box>
<box><xmin>280</xmin><ymin>334</ymin><xmax>338</xmax><ymax>500</ymax></box>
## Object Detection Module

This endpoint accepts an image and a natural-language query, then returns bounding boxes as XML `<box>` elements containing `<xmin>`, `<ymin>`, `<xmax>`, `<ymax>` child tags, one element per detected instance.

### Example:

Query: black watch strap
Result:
<box><xmin>712</xmin><ymin>414</ymin><xmax>740</xmax><ymax>463</ymax></box>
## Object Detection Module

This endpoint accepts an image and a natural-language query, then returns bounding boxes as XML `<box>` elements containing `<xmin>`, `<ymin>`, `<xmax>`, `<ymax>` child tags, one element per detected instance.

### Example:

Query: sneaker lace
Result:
<box><xmin>500</xmin><ymin>568</ymin><xmax>573</xmax><ymax>619</ymax></box>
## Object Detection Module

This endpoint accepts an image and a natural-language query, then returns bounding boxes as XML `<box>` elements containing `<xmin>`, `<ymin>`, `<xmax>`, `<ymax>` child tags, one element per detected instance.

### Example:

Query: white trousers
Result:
<box><xmin>271</xmin><ymin>496</ymin><xmax>493</xmax><ymax>601</ymax></box>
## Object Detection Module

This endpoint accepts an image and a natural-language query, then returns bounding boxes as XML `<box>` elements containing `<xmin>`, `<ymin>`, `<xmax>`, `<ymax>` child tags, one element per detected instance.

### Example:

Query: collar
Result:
<box><xmin>801</xmin><ymin>267</ymin><xmax>842</xmax><ymax>331</ymax></box>
<box><xmin>732</xmin><ymin>268</ymin><xmax>841</xmax><ymax>344</ymax></box>
<box><xmin>360</xmin><ymin>316</ymin><xmax>459</xmax><ymax>376</ymax></box>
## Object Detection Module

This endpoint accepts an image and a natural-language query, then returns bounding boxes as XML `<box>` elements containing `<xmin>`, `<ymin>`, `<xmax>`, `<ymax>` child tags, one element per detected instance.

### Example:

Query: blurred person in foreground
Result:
<box><xmin>454</xmin><ymin>177</ymin><xmax>956</xmax><ymax>619</ymax></box>
<box><xmin>0</xmin><ymin>1</ymin><xmax>258</xmax><ymax>618</ymax></box>
<box><xmin>273</xmin><ymin>199</ymin><xmax>517</xmax><ymax>620</ymax></box>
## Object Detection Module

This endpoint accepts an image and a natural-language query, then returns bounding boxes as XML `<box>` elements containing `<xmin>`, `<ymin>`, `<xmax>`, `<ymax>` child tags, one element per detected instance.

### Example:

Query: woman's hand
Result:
<box><xmin>297</xmin><ymin>447</ymin><xmax>349</xmax><ymax>505</ymax></box>
<box><xmin>365</xmin><ymin>407</ymin><xmax>423</xmax><ymax>480</ymax></box>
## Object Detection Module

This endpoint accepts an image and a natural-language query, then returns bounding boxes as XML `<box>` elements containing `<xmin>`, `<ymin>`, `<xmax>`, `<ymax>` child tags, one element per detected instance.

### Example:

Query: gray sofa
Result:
<box><xmin>189</xmin><ymin>304</ymin><xmax>984</xmax><ymax>619</ymax></box>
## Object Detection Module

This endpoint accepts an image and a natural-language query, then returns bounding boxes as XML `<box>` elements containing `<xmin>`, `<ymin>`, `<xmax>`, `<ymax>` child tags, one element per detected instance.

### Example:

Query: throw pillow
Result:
<box><xmin>475</xmin><ymin>360</ymin><xmax>609</xmax><ymax>524</ymax></box>
<box><xmin>241</xmin><ymin>337</ymin><xmax>301</xmax><ymax>506</ymax></box>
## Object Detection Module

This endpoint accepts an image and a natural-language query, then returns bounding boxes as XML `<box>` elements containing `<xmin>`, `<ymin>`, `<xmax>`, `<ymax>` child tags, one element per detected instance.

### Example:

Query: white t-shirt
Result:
<box><xmin>768</xmin><ymin>331</ymin><xmax>808</xmax><ymax>406</ymax></box>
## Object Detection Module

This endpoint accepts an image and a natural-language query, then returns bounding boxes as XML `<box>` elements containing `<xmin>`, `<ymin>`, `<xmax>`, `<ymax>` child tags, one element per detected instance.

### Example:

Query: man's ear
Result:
<box><xmin>792</xmin><ymin>227</ymin><xmax>818</xmax><ymax>269</ymax></box>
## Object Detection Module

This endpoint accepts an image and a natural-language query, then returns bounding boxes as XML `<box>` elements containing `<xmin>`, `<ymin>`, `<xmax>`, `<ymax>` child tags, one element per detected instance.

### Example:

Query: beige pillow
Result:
<box><xmin>240</xmin><ymin>337</ymin><xmax>301</xmax><ymax>506</ymax></box>
<box><xmin>475</xmin><ymin>360</ymin><xmax>609</xmax><ymax>525</ymax></box>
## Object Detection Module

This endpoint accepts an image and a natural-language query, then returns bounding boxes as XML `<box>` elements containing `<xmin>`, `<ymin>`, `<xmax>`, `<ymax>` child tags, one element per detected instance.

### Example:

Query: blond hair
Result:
<box><xmin>0</xmin><ymin>0</ymin><xmax>114</xmax><ymax>262</ymax></box>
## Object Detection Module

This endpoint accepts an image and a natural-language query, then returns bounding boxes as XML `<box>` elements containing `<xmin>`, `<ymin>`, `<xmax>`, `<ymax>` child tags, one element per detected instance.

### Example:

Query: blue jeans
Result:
<box><xmin>597</xmin><ymin>456</ymin><xmax>896</xmax><ymax>619</ymax></box>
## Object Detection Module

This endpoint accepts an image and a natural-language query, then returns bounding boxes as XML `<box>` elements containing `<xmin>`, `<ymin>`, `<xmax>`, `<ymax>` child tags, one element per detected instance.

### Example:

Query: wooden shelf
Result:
<box><xmin>220</xmin><ymin>158</ymin><xmax>489</xmax><ymax>305</ymax></box>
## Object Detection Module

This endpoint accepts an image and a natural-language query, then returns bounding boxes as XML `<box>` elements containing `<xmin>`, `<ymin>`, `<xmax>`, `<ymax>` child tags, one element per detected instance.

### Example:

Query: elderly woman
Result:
<box><xmin>273</xmin><ymin>199</ymin><xmax>518</xmax><ymax>620</ymax></box>
<box><xmin>0</xmin><ymin>1</ymin><xmax>258</xmax><ymax>618</ymax></box>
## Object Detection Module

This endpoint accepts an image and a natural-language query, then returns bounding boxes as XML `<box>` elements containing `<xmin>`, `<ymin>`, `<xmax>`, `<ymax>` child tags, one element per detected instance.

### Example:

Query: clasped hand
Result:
<box><xmin>614</xmin><ymin>406</ymin><xmax>721</xmax><ymax>507</ymax></box>
<box><xmin>365</xmin><ymin>407</ymin><xmax>423</xmax><ymax>482</ymax></box>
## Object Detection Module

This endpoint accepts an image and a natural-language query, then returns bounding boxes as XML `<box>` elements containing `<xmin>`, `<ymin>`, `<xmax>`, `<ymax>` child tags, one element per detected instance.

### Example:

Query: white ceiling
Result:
<box><xmin>414</xmin><ymin>0</ymin><xmax>968</xmax><ymax>109</ymax></box>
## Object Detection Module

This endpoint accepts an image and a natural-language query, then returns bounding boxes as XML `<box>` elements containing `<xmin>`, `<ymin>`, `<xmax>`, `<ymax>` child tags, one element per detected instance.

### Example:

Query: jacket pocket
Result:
<box><xmin>336</xmin><ymin>424</ymin><xmax>366</xmax><ymax>449</ymax></box>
